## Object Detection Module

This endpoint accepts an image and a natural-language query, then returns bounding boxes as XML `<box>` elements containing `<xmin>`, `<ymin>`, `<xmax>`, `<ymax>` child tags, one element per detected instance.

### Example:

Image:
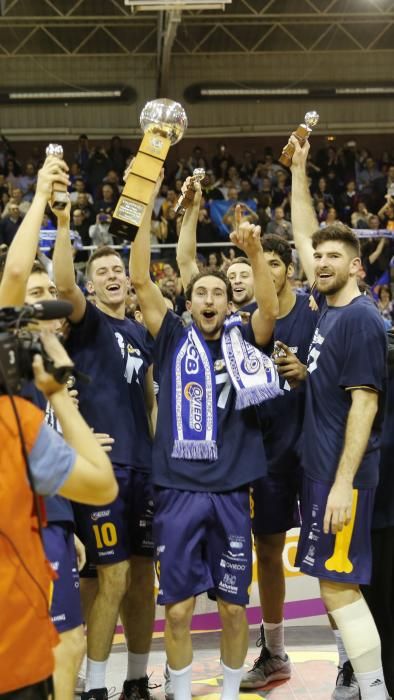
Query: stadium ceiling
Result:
<box><xmin>2</xmin><ymin>0</ymin><xmax>394</xmax><ymax>57</ymax></box>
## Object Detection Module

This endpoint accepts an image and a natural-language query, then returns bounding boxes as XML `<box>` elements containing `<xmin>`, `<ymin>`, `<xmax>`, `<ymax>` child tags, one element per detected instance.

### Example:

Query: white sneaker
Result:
<box><xmin>164</xmin><ymin>663</ymin><xmax>174</xmax><ymax>700</ymax></box>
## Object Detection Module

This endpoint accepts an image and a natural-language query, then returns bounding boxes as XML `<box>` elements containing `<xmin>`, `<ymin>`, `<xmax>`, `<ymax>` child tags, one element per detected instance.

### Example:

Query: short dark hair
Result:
<box><xmin>185</xmin><ymin>270</ymin><xmax>233</xmax><ymax>302</ymax></box>
<box><xmin>86</xmin><ymin>246</ymin><xmax>123</xmax><ymax>279</ymax></box>
<box><xmin>312</xmin><ymin>224</ymin><xmax>360</xmax><ymax>257</ymax></box>
<box><xmin>262</xmin><ymin>234</ymin><xmax>293</xmax><ymax>268</ymax></box>
<box><xmin>227</xmin><ymin>257</ymin><xmax>251</xmax><ymax>272</ymax></box>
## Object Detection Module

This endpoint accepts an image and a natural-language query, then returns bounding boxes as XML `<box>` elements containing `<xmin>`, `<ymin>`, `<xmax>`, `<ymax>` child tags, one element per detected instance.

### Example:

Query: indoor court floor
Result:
<box><xmin>102</xmin><ymin>624</ymin><xmax>339</xmax><ymax>700</ymax></box>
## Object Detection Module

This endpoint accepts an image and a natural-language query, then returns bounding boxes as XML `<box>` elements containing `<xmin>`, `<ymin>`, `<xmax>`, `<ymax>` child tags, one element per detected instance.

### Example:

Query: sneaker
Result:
<box><xmin>119</xmin><ymin>676</ymin><xmax>158</xmax><ymax>700</ymax></box>
<box><xmin>81</xmin><ymin>690</ymin><xmax>108</xmax><ymax>700</ymax></box>
<box><xmin>240</xmin><ymin>646</ymin><xmax>291</xmax><ymax>689</ymax></box>
<box><xmin>332</xmin><ymin>661</ymin><xmax>361</xmax><ymax>700</ymax></box>
<box><xmin>164</xmin><ymin>663</ymin><xmax>174</xmax><ymax>700</ymax></box>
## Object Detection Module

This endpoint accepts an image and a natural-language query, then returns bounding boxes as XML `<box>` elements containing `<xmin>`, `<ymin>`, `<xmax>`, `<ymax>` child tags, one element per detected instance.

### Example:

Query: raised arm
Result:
<box><xmin>290</xmin><ymin>137</ymin><xmax>319</xmax><ymax>288</ymax></box>
<box><xmin>230</xmin><ymin>223</ymin><xmax>279</xmax><ymax>346</ymax></box>
<box><xmin>129</xmin><ymin>183</ymin><xmax>168</xmax><ymax>339</ymax></box>
<box><xmin>52</xmin><ymin>200</ymin><xmax>86</xmax><ymax>323</ymax></box>
<box><xmin>0</xmin><ymin>156</ymin><xmax>69</xmax><ymax>306</ymax></box>
<box><xmin>176</xmin><ymin>177</ymin><xmax>201</xmax><ymax>289</ymax></box>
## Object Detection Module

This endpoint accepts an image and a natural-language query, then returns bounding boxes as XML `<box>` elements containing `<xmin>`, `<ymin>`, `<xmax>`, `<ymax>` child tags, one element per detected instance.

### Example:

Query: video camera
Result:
<box><xmin>0</xmin><ymin>300</ymin><xmax>74</xmax><ymax>394</ymax></box>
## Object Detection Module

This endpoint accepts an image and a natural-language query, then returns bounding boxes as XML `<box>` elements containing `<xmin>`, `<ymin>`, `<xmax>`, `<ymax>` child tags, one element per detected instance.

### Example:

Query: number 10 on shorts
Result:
<box><xmin>92</xmin><ymin>522</ymin><xmax>118</xmax><ymax>548</ymax></box>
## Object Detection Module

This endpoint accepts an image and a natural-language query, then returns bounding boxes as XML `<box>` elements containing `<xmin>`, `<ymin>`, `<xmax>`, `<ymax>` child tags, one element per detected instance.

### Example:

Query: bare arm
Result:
<box><xmin>0</xmin><ymin>156</ymin><xmax>69</xmax><ymax>306</ymax></box>
<box><xmin>323</xmin><ymin>388</ymin><xmax>378</xmax><ymax>534</ymax></box>
<box><xmin>176</xmin><ymin>177</ymin><xmax>201</xmax><ymax>289</ymax></box>
<box><xmin>144</xmin><ymin>364</ymin><xmax>157</xmax><ymax>436</ymax></box>
<box><xmin>129</xmin><ymin>193</ymin><xmax>168</xmax><ymax>339</ymax></box>
<box><xmin>290</xmin><ymin>137</ymin><xmax>319</xmax><ymax>288</ymax></box>
<box><xmin>52</xmin><ymin>201</ymin><xmax>86</xmax><ymax>323</ymax></box>
<box><xmin>33</xmin><ymin>333</ymin><xmax>117</xmax><ymax>505</ymax></box>
<box><xmin>368</xmin><ymin>238</ymin><xmax>386</xmax><ymax>265</ymax></box>
<box><xmin>230</xmin><ymin>223</ymin><xmax>279</xmax><ymax>345</ymax></box>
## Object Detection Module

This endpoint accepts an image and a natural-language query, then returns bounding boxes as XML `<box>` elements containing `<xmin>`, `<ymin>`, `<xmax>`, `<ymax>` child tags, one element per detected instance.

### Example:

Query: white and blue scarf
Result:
<box><xmin>171</xmin><ymin>316</ymin><xmax>282</xmax><ymax>461</ymax></box>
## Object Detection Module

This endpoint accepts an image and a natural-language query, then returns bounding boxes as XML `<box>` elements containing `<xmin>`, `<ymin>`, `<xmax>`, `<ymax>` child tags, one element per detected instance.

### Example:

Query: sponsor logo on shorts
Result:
<box><xmin>98</xmin><ymin>549</ymin><xmax>114</xmax><ymax>557</ymax></box>
<box><xmin>52</xmin><ymin>614</ymin><xmax>66</xmax><ymax>623</ymax></box>
<box><xmin>50</xmin><ymin>560</ymin><xmax>60</xmax><ymax>571</ymax></box>
<box><xmin>220</xmin><ymin>558</ymin><xmax>246</xmax><ymax>571</ymax></box>
<box><xmin>229</xmin><ymin>540</ymin><xmax>243</xmax><ymax>549</ymax></box>
<box><xmin>227</xmin><ymin>550</ymin><xmax>244</xmax><ymax>559</ymax></box>
<box><xmin>157</xmin><ymin>545</ymin><xmax>165</xmax><ymax>554</ymax></box>
<box><xmin>304</xmin><ymin>545</ymin><xmax>316</xmax><ymax>566</ymax></box>
<box><xmin>91</xmin><ymin>510</ymin><xmax>111</xmax><ymax>521</ymax></box>
<box><xmin>219</xmin><ymin>573</ymin><xmax>238</xmax><ymax>594</ymax></box>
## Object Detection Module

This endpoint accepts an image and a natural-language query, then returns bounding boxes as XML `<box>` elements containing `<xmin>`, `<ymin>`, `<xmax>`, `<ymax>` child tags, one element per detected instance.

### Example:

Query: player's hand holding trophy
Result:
<box><xmin>278</xmin><ymin>111</ymin><xmax>319</xmax><ymax>168</ymax></box>
<box><xmin>174</xmin><ymin>168</ymin><xmax>208</xmax><ymax>215</ymax></box>
<box><xmin>110</xmin><ymin>98</ymin><xmax>188</xmax><ymax>240</ymax></box>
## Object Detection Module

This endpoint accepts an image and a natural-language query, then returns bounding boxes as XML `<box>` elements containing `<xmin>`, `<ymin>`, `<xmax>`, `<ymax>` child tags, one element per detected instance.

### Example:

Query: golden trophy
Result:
<box><xmin>45</xmin><ymin>143</ymin><xmax>69</xmax><ymax>210</ymax></box>
<box><xmin>174</xmin><ymin>168</ymin><xmax>207</xmax><ymax>215</ymax></box>
<box><xmin>278</xmin><ymin>111</ymin><xmax>319</xmax><ymax>168</ymax></box>
<box><xmin>110</xmin><ymin>98</ymin><xmax>188</xmax><ymax>240</ymax></box>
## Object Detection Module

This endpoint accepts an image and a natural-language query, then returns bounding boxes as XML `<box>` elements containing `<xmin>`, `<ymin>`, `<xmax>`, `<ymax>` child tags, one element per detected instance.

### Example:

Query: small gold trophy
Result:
<box><xmin>110</xmin><ymin>98</ymin><xmax>188</xmax><ymax>240</ymax></box>
<box><xmin>174</xmin><ymin>168</ymin><xmax>207</xmax><ymax>215</ymax></box>
<box><xmin>278</xmin><ymin>111</ymin><xmax>319</xmax><ymax>168</ymax></box>
<box><xmin>45</xmin><ymin>143</ymin><xmax>69</xmax><ymax>210</ymax></box>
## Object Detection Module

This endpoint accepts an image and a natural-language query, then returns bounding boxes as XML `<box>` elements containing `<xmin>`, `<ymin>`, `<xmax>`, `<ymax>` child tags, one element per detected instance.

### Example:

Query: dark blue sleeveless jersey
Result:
<box><xmin>66</xmin><ymin>301</ymin><xmax>153</xmax><ymax>469</ymax></box>
<box><xmin>259</xmin><ymin>294</ymin><xmax>318</xmax><ymax>474</ymax></box>
<box><xmin>152</xmin><ymin>310</ymin><xmax>268</xmax><ymax>492</ymax></box>
<box><xmin>21</xmin><ymin>381</ymin><xmax>74</xmax><ymax>524</ymax></box>
<box><xmin>303</xmin><ymin>295</ymin><xmax>387</xmax><ymax>488</ymax></box>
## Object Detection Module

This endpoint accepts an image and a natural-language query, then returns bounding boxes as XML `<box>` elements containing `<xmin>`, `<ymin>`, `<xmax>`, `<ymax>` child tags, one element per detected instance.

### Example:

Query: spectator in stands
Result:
<box><xmin>207</xmin><ymin>252</ymin><xmax>220</xmax><ymax>271</ymax></box>
<box><xmin>86</xmin><ymin>145</ymin><xmax>110</xmax><ymax>192</ymax></box>
<box><xmin>18</xmin><ymin>162</ymin><xmax>37</xmax><ymax>202</ymax></box>
<box><xmin>212</xmin><ymin>143</ymin><xmax>234</xmax><ymax>177</ymax></box>
<box><xmin>313</xmin><ymin>176</ymin><xmax>335</xmax><ymax>209</ymax></box>
<box><xmin>362</xmin><ymin>235</ymin><xmax>394</xmax><ymax>286</ymax></box>
<box><xmin>378</xmin><ymin>196</ymin><xmax>394</xmax><ymax>230</ymax></box>
<box><xmin>271</xmin><ymin>170</ymin><xmax>290</xmax><ymax>209</ymax></box>
<box><xmin>94</xmin><ymin>183</ymin><xmax>118</xmax><ymax>216</ymax></box>
<box><xmin>103</xmin><ymin>169</ymin><xmax>122</xmax><ymax>193</ymax></box>
<box><xmin>238</xmin><ymin>178</ymin><xmax>257</xmax><ymax>202</ymax></box>
<box><xmin>320</xmin><ymin>206</ymin><xmax>339</xmax><ymax>228</ymax></box>
<box><xmin>239</xmin><ymin>150</ymin><xmax>256</xmax><ymax>178</ymax></box>
<box><xmin>108</xmin><ymin>136</ymin><xmax>130</xmax><ymax>177</ymax></box>
<box><xmin>4</xmin><ymin>157</ymin><xmax>21</xmax><ymax>189</ymax></box>
<box><xmin>71</xmin><ymin>208</ymin><xmax>90</xmax><ymax>246</ymax></box>
<box><xmin>74</xmin><ymin>192</ymin><xmax>95</xmax><ymax>225</ymax></box>
<box><xmin>2</xmin><ymin>187</ymin><xmax>30</xmax><ymax>219</ymax></box>
<box><xmin>160</xmin><ymin>189</ymin><xmax>178</xmax><ymax>220</ymax></box>
<box><xmin>377</xmin><ymin>285</ymin><xmax>394</xmax><ymax>323</ymax></box>
<box><xmin>74</xmin><ymin>134</ymin><xmax>91</xmax><ymax>174</ymax></box>
<box><xmin>204</xmin><ymin>171</ymin><xmax>224</xmax><ymax>201</ymax></box>
<box><xmin>357</xmin><ymin>155</ymin><xmax>381</xmax><ymax>192</ymax></box>
<box><xmin>0</xmin><ymin>202</ymin><xmax>23</xmax><ymax>245</ymax></box>
<box><xmin>338</xmin><ymin>179</ymin><xmax>359</xmax><ymax>223</ymax></box>
<box><xmin>88</xmin><ymin>212</ymin><xmax>114</xmax><ymax>247</ymax></box>
<box><xmin>70</xmin><ymin>177</ymin><xmax>94</xmax><ymax>205</ymax></box>
<box><xmin>351</xmin><ymin>201</ymin><xmax>371</xmax><ymax>229</ymax></box>
<box><xmin>266</xmin><ymin>206</ymin><xmax>292</xmax><ymax>240</ymax></box>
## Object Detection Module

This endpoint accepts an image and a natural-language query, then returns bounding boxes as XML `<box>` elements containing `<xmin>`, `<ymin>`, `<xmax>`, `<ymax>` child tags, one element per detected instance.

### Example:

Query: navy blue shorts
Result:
<box><xmin>74</xmin><ymin>467</ymin><xmax>154</xmax><ymax>573</ymax></box>
<box><xmin>251</xmin><ymin>468</ymin><xmax>301</xmax><ymax>536</ymax></box>
<box><xmin>153</xmin><ymin>488</ymin><xmax>252</xmax><ymax>606</ymax></box>
<box><xmin>42</xmin><ymin>523</ymin><xmax>83</xmax><ymax>633</ymax></box>
<box><xmin>295</xmin><ymin>475</ymin><xmax>375</xmax><ymax>585</ymax></box>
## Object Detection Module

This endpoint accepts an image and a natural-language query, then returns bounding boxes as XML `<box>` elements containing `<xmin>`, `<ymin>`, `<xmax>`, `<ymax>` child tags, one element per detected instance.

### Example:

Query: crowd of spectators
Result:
<box><xmin>1</xmin><ymin>134</ymin><xmax>394</xmax><ymax>322</ymax></box>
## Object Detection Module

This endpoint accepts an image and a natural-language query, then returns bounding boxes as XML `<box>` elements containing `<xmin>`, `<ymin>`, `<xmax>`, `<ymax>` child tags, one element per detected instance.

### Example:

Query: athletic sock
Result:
<box><xmin>263</xmin><ymin>620</ymin><xmax>285</xmax><ymax>658</ymax></box>
<box><xmin>126</xmin><ymin>651</ymin><xmax>149</xmax><ymax>680</ymax></box>
<box><xmin>221</xmin><ymin>662</ymin><xmax>244</xmax><ymax>700</ymax></box>
<box><xmin>356</xmin><ymin>669</ymin><xmax>387</xmax><ymax>700</ymax></box>
<box><xmin>85</xmin><ymin>659</ymin><xmax>107</xmax><ymax>691</ymax></box>
<box><xmin>333</xmin><ymin>630</ymin><xmax>349</xmax><ymax>668</ymax></box>
<box><xmin>168</xmin><ymin>663</ymin><xmax>192</xmax><ymax>700</ymax></box>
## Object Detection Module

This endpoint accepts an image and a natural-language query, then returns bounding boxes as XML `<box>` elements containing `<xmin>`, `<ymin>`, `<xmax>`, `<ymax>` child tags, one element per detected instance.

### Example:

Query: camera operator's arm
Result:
<box><xmin>32</xmin><ymin>332</ymin><xmax>117</xmax><ymax>504</ymax></box>
<box><xmin>52</xmin><ymin>200</ymin><xmax>86</xmax><ymax>323</ymax></box>
<box><xmin>176</xmin><ymin>177</ymin><xmax>200</xmax><ymax>289</ymax></box>
<box><xmin>0</xmin><ymin>157</ymin><xmax>69</xmax><ymax>307</ymax></box>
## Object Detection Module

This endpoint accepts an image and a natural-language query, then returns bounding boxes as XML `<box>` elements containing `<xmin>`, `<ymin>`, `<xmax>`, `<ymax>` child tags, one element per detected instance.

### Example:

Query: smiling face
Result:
<box><xmin>227</xmin><ymin>262</ymin><xmax>254</xmax><ymax>309</ymax></box>
<box><xmin>87</xmin><ymin>254</ymin><xmax>127</xmax><ymax>308</ymax></box>
<box><xmin>186</xmin><ymin>275</ymin><xmax>231</xmax><ymax>340</ymax></box>
<box><xmin>313</xmin><ymin>240</ymin><xmax>360</xmax><ymax>297</ymax></box>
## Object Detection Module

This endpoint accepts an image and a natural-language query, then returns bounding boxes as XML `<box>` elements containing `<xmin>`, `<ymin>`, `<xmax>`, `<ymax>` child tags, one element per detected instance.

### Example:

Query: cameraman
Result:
<box><xmin>0</xmin><ymin>331</ymin><xmax>117</xmax><ymax>700</ymax></box>
<box><xmin>88</xmin><ymin>212</ymin><xmax>114</xmax><ymax>247</ymax></box>
<box><xmin>0</xmin><ymin>154</ymin><xmax>117</xmax><ymax>700</ymax></box>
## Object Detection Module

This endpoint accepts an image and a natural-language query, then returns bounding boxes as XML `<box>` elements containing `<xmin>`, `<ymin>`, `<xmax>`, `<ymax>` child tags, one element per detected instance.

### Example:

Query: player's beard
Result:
<box><xmin>315</xmin><ymin>269</ymin><xmax>349</xmax><ymax>296</ymax></box>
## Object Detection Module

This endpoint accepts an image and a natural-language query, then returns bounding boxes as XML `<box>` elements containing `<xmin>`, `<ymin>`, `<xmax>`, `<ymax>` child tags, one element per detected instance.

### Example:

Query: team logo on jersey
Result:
<box><xmin>184</xmin><ymin>382</ymin><xmax>204</xmax><ymax>432</ymax></box>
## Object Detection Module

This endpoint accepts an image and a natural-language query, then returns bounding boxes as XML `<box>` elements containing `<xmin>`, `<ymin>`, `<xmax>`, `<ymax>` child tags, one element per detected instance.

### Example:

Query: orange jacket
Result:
<box><xmin>0</xmin><ymin>396</ymin><xmax>59</xmax><ymax>694</ymax></box>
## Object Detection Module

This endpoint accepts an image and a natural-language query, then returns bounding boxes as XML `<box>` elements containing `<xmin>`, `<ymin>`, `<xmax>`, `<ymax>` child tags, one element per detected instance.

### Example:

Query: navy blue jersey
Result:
<box><xmin>260</xmin><ymin>294</ymin><xmax>318</xmax><ymax>474</ymax></box>
<box><xmin>152</xmin><ymin>310</ymin><xmax>268</xmax><ymax>492</ymax></box>
<box><xmin>66</xmin><ymin>301</ymin><xmax>153</xmax><ymax>469</ymax></box>
<box><xmin>303</xmin><ymin>295</ymin><xmax>387</xmax><ymax>488</ymax></box>
<box><xmin>21</xmin><ymin>382</ymin><xmax>74</xmax><ymax>524</ymax></box>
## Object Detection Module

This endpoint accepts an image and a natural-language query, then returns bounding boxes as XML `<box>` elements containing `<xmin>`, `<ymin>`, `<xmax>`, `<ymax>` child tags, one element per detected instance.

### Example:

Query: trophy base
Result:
<box><xmin>51</xmin><ymin>190</ymin><xmax>69</xmax><ymax>210</ymax></box>
<box><xmin>109</xmin><ymin>217</ymin><xmax>139</xmax><ymax>242</ymax></box>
